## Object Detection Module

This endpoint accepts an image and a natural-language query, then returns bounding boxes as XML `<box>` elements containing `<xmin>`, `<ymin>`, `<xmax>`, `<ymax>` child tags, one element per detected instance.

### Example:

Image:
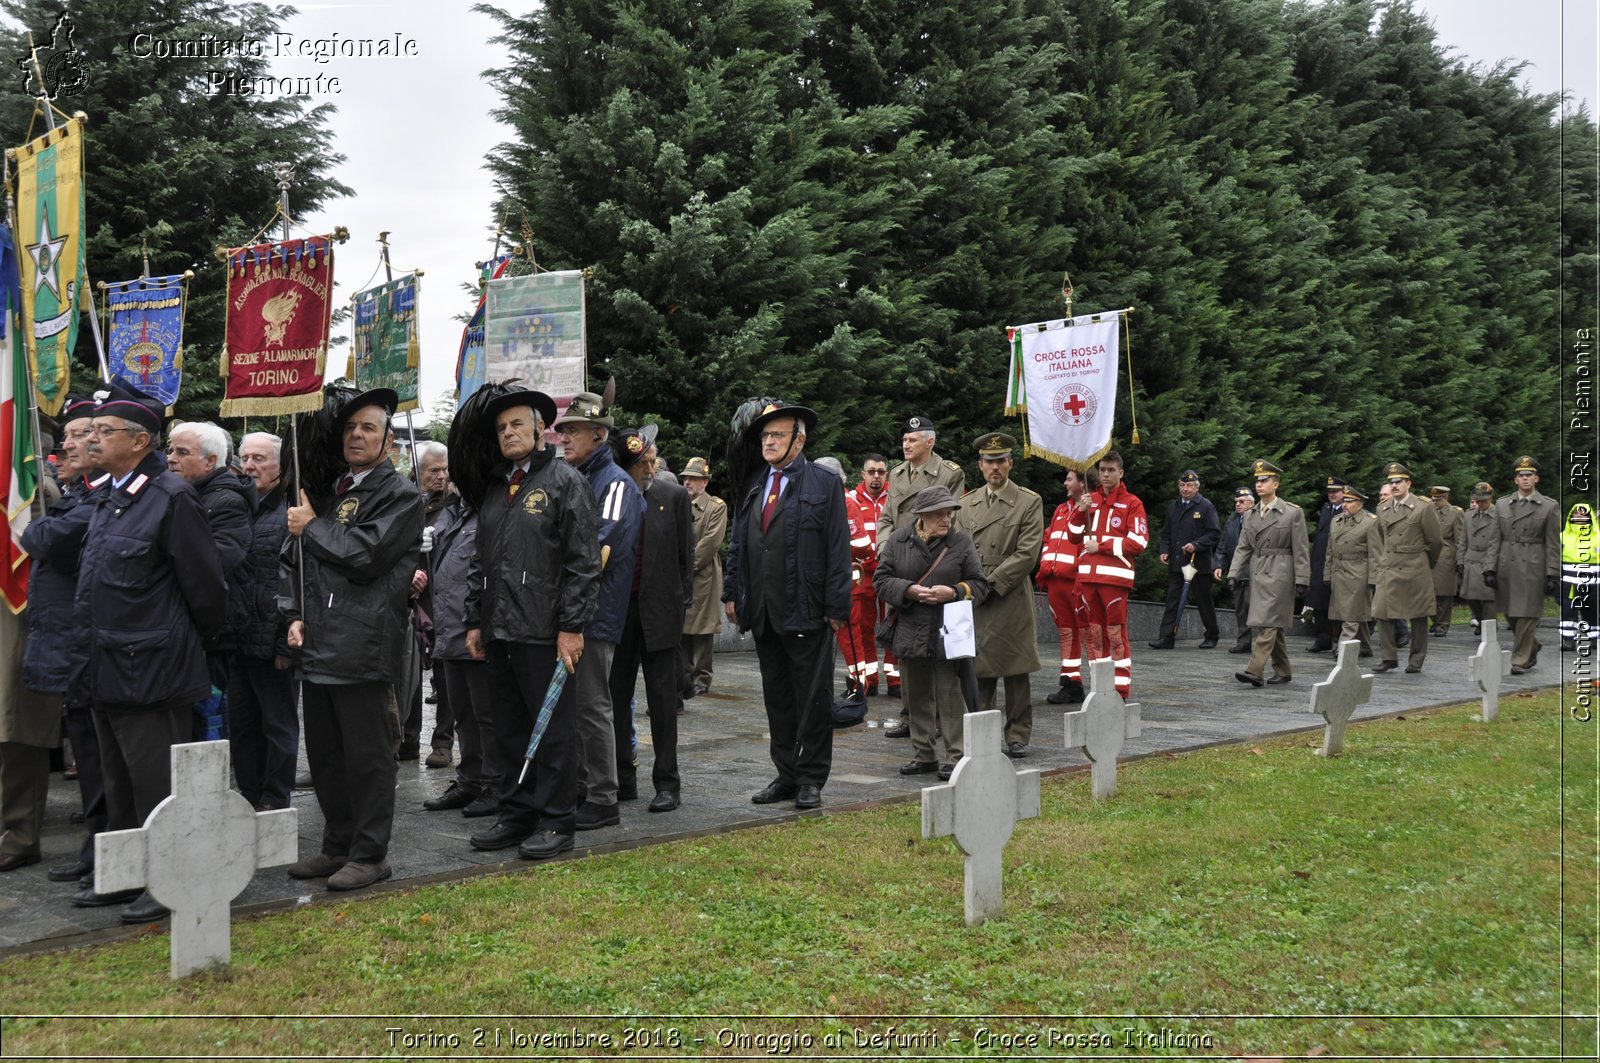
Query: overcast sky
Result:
<box><xmin>267</xmin><ymin>0</ymin><xmax>1596</xmax><ymax>423</ymax></box>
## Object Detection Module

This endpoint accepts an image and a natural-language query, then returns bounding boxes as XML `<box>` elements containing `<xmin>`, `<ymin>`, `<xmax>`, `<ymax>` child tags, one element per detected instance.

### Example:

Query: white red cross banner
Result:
<box><xmin>1005</xmin><ymin>309</ymin><xmax>1127</xmax><ymax>471</ymax></box>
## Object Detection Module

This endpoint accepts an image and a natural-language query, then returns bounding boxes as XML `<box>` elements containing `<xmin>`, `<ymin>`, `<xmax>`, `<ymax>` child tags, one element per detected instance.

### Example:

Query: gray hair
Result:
<box><xmin>175</xmin><ymin>421</ymin><xmax>231</xmax><ymax>466</ymax></box>
<box><xmin>415</xmin><ymin>440</ymin><xmax>448</xmax><ymax>466</ymax></box>
<box><xmin>240</xmin><ymin>431</ymin><xmax>282</xmax><ymax>463</ymax></box>
<box><xmin>814</xmin><ymin>456</ymin><xmax>846</xmax><ymax>482</ymax></box>
<box><xmin>911</xmin><ymin>429</ymin><xmax>934</xmax><ymax>444</ymax></box>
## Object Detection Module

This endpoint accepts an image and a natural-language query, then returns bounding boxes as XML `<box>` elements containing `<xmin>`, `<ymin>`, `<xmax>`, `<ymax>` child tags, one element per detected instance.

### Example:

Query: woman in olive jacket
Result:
<box><xmin>874</xmin><ymin>486</ymin><xmax>989</xmax><ymax>779</ymax></box>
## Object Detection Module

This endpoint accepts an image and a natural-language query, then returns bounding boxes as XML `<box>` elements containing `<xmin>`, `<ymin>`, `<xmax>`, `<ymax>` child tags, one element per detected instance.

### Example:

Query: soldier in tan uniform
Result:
<box><xmin>1460</xmin><ymin>482</ymin><xmax>1500</xmax><ymax>635</ymax></box>
<box><xmin>956</xmin><ymin>433</ymin><xmax>1044</xmax><ymax>757</ymax></box>
<box><xmin>878</xmin><ymin>415</ymin><xmax>965</xmax><ymax>737</ymax></box>
<box><xmin>1323</xmin><ymin>484</ymin><xmax>1379</xmax><ymax>656</ymax></box>
<box><xmin>679</xmin><ymin>457</ymin><xmax>727</xmax><ymax>699</ymax></box>
<box><xmin>1427</xmin><ymin>485</ymin><xmax>1465</xmax><ymax>636</ymax></box>
<box><xmin>1493</xmin><ymin>455</ymin><xmax>1561</xmax><ymax>673</ymax></box>
<box><xmin>1372</xmin><ymin>462</ymin><xmax>1444</xmax><ymax>674</ymax></box>
<box><xmin>1228</xmin><ymin>460</ymin><xmax>1310</xmax><ymax>686</ymax></box>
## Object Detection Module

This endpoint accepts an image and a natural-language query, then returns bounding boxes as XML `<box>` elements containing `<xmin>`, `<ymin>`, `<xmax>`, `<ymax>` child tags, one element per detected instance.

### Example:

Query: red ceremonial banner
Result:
<box><xmin>218</xmin><ymin>236</ymin><xmax>334</xmax><ymax>417</ymax></box>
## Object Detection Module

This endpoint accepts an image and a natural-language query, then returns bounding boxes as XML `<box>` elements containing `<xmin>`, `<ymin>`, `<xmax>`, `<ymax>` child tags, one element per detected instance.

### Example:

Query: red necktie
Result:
<box><xmin>337</xmin><ymin>474</ymin><xmax>354</xmax><ymax>496</ymax></box>
<box><xmin>760</xmin><ymin>471</ymin><xmax>785</xmax><ymax>532</ymax></box>
<box><xmin>507</xmin><ymin>467</ymin><xmax>526</xmax><ymax>502</ymax></box>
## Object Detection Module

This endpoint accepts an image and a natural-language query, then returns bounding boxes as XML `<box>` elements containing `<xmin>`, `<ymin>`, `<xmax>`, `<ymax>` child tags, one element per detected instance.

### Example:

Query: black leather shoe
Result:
<box><xmin>395</xmin><ymin>743</ymin><xmax>421</xmax><ymax>762</ymax></box>
<box><xmin>1228</xmin><ymin>642</ymin><xmax>1251</xmax><ymax>654</ymax></box>
<box><xmin>937</xmin><ymin>763</ymin><xmax>955</xmax><ymax>781</ymax></box>
<box><xmin>899</xmin><ymin>759</ymin><xmax>938</xmax><ymax>775</ymax></box>
<box><xmin>1396</xmin><ymin>634</ymin><xmax>1411</xmax><ymax>649</ymax></box>
<box><xmin>423</xmin><ymin>782</ymin><xmax>476</xmax><ymax>812</ymax></box>
<box><xmin>120</xmin><ymin>891</ymin><xmax>170</xmax><ymax>924</ymax></box>
<box><xmin>462</xmin><ymin>791</ymin><xmax>499</xmax><ymax>818</ymax></box>
<box><xmin>1147</xmin><ymin>638</ymin><xmax>1175</xmax><ymax>650</ymax></box>
<box><xmin>648</xmin><ymin>791</ymin><xmax>680</xmax><ymax>813</ymax></box>
<box><xmin>1045</xmin><ymin>682</ymin><xmax>1074</xmax><ymax>704</ymax></box>
<box><xmin>794</xmin><ymin>784</ymin><xmax>822</xmax><ymax>810</ymax></box>
<box><xmin>885</xmin><ymin>685</ymin><xmax>902</xmax><ymax>698</ymax></box>
<box><xmin>1372</xmin><ymin>661</ymin><xmax>1399</xmax><ymax>673</ymax></box>
<box><xmin>1404</xmin><ymin>664</ymin><xmax>1422</xmax><ymax>674</ymax></box>
<box><xmin>751</xmin><ymin>781</ymin><xmax>798</xmax><ymax>804</ymax></box>
<box><xmin>575</xmin><ymin>801</ymin><xmax>620</xmax><ymax>831</ymax></box>
<box><xmin>884</xmin><ymin>721</ymin><xmax>910</xmax><ymax>738</ymax></box>
<box><xmin>1358</xmin><ymin>649</ymin><xmax>1373</xmax><ymax>658</ymax></box>
<box><xmin>519</xmin><ymin>830</ymin><xmax>575</xmax><ymax>860</ymax></box>
<box><xmin>1307</xmin><ymin>643</ymin><xmax>1333</xmax><ymax>653</ymax></box>
<box><xmin>617</xmin><ymin>785</ymin><xmax>640</xmax><ymax>802</ymax></box>
<box><xmin>1005</xmin><ymin>741</ymin><xmax>1028</xmax><ymax>759</ymax></box>
<box><xmin>470</xmin><ymin>821</ymin><xmax>531</xmax><ymax>851</ymax></box>
<box><xmin>1266</xmin><ymin>675</ymin><xmax>1292</xmax><ymax>685</ymax></box>
<box><xmin>1234</xmin><ymin>671</ymin><xmax>1264</xmax><ymax>687</ymax></box>
<box><xmin>1198</xmin><ymin>637</ymin><xmax>1218</xmax><ymax>649</ymax></box>
<box><xmin>0</xmin><ymin>852</ymin><xmax>39</xmax><ymax>872</ymax></box>
<box><xmin>48</xmin><ymin>858</ymin><xmax>92</xmax><ymax>882</ymax></box>
<box><xmin>71</xmin><ymin>886</ymin><xmax>141</xmax><ymax>908</ymax></box>
<box><xmin>1510</xmin><ymin>664</ymin><xmax>1527</xmax><ymax>675</ymax></box>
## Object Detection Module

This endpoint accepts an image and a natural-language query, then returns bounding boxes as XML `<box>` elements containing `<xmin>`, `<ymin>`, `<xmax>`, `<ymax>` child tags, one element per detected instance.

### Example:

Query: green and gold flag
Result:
<box><xmin>351</xmin><ymin>273</ymin><xmax>419</xmax><ymax>413</ymax></box>
<box><xmin>12</xmin><ymin>119</ymin><xmax>85</xmax><ymax>417</ymax></box>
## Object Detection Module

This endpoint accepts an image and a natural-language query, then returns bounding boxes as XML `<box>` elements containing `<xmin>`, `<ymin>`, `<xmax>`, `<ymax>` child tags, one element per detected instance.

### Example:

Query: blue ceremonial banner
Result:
<box><xmin>456</xmin><ymin>254</ymin><xmax>510</xmax><ymax>408</ymax></box>
<box><xmin>105</xmin><ymin>274</ymin><xmax>187</xmax><ymax>409</ymax></box>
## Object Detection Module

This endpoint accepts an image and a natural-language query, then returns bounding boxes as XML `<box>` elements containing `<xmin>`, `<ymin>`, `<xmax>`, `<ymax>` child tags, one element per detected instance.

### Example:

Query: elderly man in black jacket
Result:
<box><xmin>607</xmin><ymin>426</ymin><xmax>694</xmax><ymax>813</ymax></box>
<box><xmin>282</xmin><ymin>388</ymin><xmax>422</xmax><ymax>892</ymax></box>
<box><xmin>1150</xmin><ymin>470</ymin><xmax>1222</xmax><ymax>649</ymax></box>
<box><xmin>228</xmin><ymin>431</ymin><xmax>295</xmax><ymax>811</ymax></box>
<box><xmin>722</xmin><ymin>401</ymin><xmax>851</xmax><ymax>811</ymax></box>
<box><xmin>70</xmin><ymin>381</ymin><xmax>225</xmax><ymax>922</ymax></box>
<box><xmin>464</xmin><ymin>388</ymin><xmax>600</xmax><ymax>861</ymax></box>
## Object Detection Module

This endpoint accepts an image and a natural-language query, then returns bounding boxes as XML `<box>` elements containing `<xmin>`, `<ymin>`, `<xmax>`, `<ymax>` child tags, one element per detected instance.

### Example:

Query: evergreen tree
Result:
<box><xmin>0</xmin><ymin>0</ymin><xmax>349</xmax><ymax>423</ymax></box>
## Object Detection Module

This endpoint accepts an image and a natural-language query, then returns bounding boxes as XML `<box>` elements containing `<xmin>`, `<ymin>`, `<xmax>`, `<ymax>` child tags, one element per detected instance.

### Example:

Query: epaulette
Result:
<box><xmin>126</xmin><ymin>473</ymin><xmax>150</xmax><ymax>496</ymax></box>
<box><xmin>943</xmin><ymin>460</ymin><xmax>962</xmax><ymax>471</ymax></box>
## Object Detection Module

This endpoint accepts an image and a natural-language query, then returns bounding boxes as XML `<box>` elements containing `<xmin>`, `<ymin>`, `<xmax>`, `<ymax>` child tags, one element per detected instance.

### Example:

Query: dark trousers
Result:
<box><xmin>751</xmin><ymin>624</ymin><xmax>834</xmax><ymax>788</ymax></box>
<box><xmin>436</xmin><ymin>658</ymin><xmax>497</xmax><ymax>791</ymax></box>
<box><xmin>1232</xmin><ymin>580</ymin><xmax>1253</xmax><ymax>646</ymax></box>
<box><xmin>91</xmin><ymin>701</ymin><xmax>188</xmax><ymax>833</ymax></box>
<box><xmin>486</xmin><ymin>640</ymin><xmax>577</xmax><ymax>835</ymax></box>
<box><xmin>428</xmin><ymin>666</ymin><xmax>455</xmax><ymax>752</ymax></box>
<box><xmin>609</xmin><ymin>597</ymin><xmax>682</xmax><ymax>796</ymax></box>
<box><xmin>402</xmin><ymin>663</ymin><xmax>423</xmax><ymax>751</ymax></box>
<box><xmin>0</xmin><ymin>741</ymin><xmax>50</xmax><ymax>856</ymax></box>
<box><xmin>301</xmin><ymin>680</ymin><xmax>397</xmax><ymax>863</ymax></box>
<box><xmin>63</xmin><ymin>701</ymin><xmax>106</xmax><ymax>865</ymax></box>
<box><xmin>1158</xmin><ymin>568</ymin><xmax>1218</xmax><ymax>640</ymax></box>
<box><xmin>226</xmin><ymin>656</ymin><xmax>299</xmax><ymax>810</ymax></box>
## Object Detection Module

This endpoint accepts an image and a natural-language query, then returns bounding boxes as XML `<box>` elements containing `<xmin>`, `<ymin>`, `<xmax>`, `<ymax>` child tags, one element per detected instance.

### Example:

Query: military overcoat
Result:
<box><xmin>956</xmin><ymin>480</ymin><xmax>1044</xmax><ymax>677</ymax></box>
<box><xmin>1459</xmin><ymin>506</ymin><xmax>1501</xmax><ymax>602</ymax></box>
<box><xmin>1494</xmin><ymin>490</ymin><xmax>1561</xmax><ymax>618</ymax></box>
<box><xmin>1372</xmin><ymin>494</ymin><xmax>1443</xmax><ymax>620</ymax></box>
<box><xmin>1227</xmin><ymin>497</ymin><xmax>1310</xmax><ymax>630</ymax></box>
<box><xmin>876</xmin><ymin>452</ymin><xmax>965</xmax><ymax>546</ymax></box>
<box><xmin>1431</xmin><ymin>504</ymin><xmax>1465</xmax><ymax>596</ymax></box>
<box><xmin>684</xmin><ymin>491</ymin><xmax>727</xmax><ymax>636</ymax></box>
<box><xmin>1323</xmin><ymin>509</ymin><xmax>1380</xmax><ymax>622</ymax></box>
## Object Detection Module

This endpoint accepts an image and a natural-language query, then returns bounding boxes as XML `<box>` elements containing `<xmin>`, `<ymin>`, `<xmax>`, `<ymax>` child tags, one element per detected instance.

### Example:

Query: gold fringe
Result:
<box><xmin>1023</xmin><ymin>440</ymin><xmax>1114</xmax><ymax>474</ymax></box>
<box><xmin>219</xmin><ymin>391</ymin><xmax>325</xmax><ymax>419</ymax></box>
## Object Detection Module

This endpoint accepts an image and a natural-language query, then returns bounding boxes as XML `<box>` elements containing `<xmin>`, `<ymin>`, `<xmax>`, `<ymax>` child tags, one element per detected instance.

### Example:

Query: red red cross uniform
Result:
<box><xmin>834</xmin><ymin>482</ymin><xmax>899</xmax><ymax>693</ymax></box>
<box><xmin>1067</xmin><ymin>481</ymin><xmax>1148</xmax><ymax>698</ymax></box>
<box><xmin>1037</xmin><ymin>500</ymin><xmax>1088</xmax><ymax>685</ymax></box>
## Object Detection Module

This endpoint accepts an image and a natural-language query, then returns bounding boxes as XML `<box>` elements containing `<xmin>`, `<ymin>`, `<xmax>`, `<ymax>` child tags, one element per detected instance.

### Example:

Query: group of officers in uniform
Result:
<box><xmin>0</xmin><ymin>374</ymin><xmax>1572</xmax><ymax>917</ymax></box>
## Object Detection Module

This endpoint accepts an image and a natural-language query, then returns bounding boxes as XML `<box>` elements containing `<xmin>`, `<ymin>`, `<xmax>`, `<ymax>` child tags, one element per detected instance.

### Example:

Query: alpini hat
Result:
<box><xmin>553</xmin><ymin>390</ymin><xmax>615</xmax><ymax>429</ymax></box>
<box><xmin>975</xmin><ymin>432</ymin><xmax>1016</xmax><ymax>458</ymax></box>
<box><xmin>611</xmin><ymin>423</ymin><xmax>659</xmax><ymax>472</ymax></box>
<box><xmin>1383</xmin><ymin>461</ymin><xmax>1413</xmax><ymax>482</ymax></box>
<box><xmin>1470</xmin><ymin>481</ymin><xmax>1494</xmax><ymax>501</ymax></box>
<box><xmin>1250</xmin><ymin>459</ymin><xmax>1282</xmax><ymax>479</ymax></box>
<box><xmin>681</xmin><ymin>456</ymin><xmax>711</xmax><ymax>480</ymax></box>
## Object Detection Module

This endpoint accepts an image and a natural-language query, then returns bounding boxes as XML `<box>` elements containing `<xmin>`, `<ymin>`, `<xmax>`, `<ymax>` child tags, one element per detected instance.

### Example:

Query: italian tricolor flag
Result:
<box><xmin>1</xmin><ymin>220</ymin><xmax>36</xmax><ymax>614</ymax></box>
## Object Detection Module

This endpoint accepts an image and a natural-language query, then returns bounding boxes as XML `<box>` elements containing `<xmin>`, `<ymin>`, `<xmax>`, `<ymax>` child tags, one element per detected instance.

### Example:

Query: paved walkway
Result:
<box><xmin>0</xmin><ymin>624</ymin><xmax>1560</xmax><ymax>954</ymax></box>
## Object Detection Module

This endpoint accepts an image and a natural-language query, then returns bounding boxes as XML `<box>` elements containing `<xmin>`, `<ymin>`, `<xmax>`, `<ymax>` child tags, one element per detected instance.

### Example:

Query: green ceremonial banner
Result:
<box><xmin>351</xmin><ymin>274</ymin><xmax>420</xmax><ymax>412</ymax></box>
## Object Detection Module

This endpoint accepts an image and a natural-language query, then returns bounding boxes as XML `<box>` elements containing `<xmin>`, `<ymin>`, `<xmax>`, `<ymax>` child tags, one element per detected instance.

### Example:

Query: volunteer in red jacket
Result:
<box><xmin>836</xmin><ymin>454</ymin><xmax>898</xmax><ymax>695</ymax></box>
<box><xmin>1067</xmin><ymin>450</ymin><xmax>1147</xmax><ymax>699</ymax></box>
<box><xmin>1038</xmin><ymin>465</ymin><xmax>1094</xmax><ymax>705</ymax></box>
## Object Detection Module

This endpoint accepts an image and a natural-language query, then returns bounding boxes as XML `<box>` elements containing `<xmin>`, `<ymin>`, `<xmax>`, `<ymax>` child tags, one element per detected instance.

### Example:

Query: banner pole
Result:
<box><xmin>274</xmin><ymin>161</ymin><xmax>308</xmax><ymax>627</ymax></box>
<box><xmin>377</xmin><ymin>230</ymin><xmax>420</xmax><ymax>473</ymax></box>
<box><xmin>5</xmin><ymin>147</ymin><xmax>48</xmax><ymax>515</ymax></box>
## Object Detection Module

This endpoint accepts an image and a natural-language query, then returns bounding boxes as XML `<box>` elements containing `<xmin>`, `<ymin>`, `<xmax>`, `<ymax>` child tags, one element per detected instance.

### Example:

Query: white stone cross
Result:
<box><xmin>1468</xmin><ymin>618</ymin><xmax>1512</xmax><ymax>723</ymax></box>
<box><xmin>1308</xmin><ymin>640</ymin><xmax>1372</xmax><ymax>757</ymax></box>
<box><xmin>96</xmin><ymin>741</ymin><xmax>298</xmax><ymax>978</ymax></box>
<box><xmin>922</xmin><ymin>710</ymin><xmax>1040</xmax><ymax>926</ymax></box>
<box><xmin>1062</xmin><ymin>657</ymin><xmax>1143</xmax><ymax>799</ymax></box>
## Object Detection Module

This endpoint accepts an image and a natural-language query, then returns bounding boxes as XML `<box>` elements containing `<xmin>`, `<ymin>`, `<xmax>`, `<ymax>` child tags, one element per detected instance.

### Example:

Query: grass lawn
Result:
<box><xmin>3</xmin><ymin>689</ymin><xmax>1594</xmax><ymax>1059</ymax></box>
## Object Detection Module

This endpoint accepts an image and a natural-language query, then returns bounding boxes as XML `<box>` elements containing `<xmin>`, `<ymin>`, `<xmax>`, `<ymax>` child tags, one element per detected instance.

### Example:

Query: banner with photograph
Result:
<box><xmin>219</xmin><ymin>236</ymin><xmax>335</xmax><ymax>418</ymax></box>
<box><xmin>105</xmin><ymin>274</ymin><xmax>187</xmax><ymax>411</ymax></box>
<box><xmin>483</xmin><ymin>269</ymin><xmax>586</xmax><ymax>413</ymax></box>
<box><xmin>13</xmin><ymin>120</ymin><xmax>86</xmax><ymax>417</ymax></box>
<box><xmin>352</xmin><ymin>273</ymin><xmax>420</xmax><ymax>413</ymax></box>
<box><xmin>1005</xmin><ymin>309</ymin><xmax>1127</xmax><ymax>471</ymax></box>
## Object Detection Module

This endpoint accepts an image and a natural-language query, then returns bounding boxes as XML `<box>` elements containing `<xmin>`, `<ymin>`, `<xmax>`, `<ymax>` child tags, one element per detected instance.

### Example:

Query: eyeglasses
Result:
<box><xmin>91</xmin><ymin>426</ymin><xmax>136</xmax><ymax>438</ymax></box>
<box><xmin>759</xmin><ymin>431</ymin><xmax>793</xmax><ymax>443</ymax></box>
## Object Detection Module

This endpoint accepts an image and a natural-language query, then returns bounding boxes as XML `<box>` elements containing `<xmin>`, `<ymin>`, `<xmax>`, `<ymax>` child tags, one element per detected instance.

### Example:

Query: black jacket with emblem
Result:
<box><xmin>465</xmin><ymin>448</ymin><xmax>601</xmax><ymax>644</ymax></box>
<box><xmin>71</xmin><ymin>452</ymin><xmax>225</xmax><ymax>709</ymax></box>
<box><xmin>19</xmin><ymin>474</ymin><xmax>102</xmax><ymax>694</ymax></box>
<box><xmin>279</xmin><ymin>461</ymin><xmax>423</xmax><ymax>682</ymax></box>
<box><xmin>194</xmin><ymin>466</ymin><xmax>256</xmax><ymax>652</ymax></box>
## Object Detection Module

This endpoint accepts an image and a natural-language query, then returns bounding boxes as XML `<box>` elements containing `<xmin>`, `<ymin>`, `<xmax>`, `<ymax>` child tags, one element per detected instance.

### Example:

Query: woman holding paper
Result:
<box><xmin>874</xmin><ymin>486</ymin><xmax>990</xmax><ymax>781</ymax></box>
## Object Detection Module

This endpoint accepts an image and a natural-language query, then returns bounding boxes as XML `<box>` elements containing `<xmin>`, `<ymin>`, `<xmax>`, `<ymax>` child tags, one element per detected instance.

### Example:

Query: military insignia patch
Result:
<box><xmin>522</xmin><ymin>487</ymin><xmax>548</xmax><ymax>515</ymax></box>
<box><xmin>627</xmin><ymin>435</ymin><xmax>645</xmax><ymax>455</ymax></box>
<box><xmin>335</xmin><ymin>496</ymin><xmax>360</xmax><ymax>523</ymax></box>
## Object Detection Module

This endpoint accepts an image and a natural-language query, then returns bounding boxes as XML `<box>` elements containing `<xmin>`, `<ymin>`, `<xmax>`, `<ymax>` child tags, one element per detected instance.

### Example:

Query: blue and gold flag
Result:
<box><xmin>105</xmin><ymin>275</ymin><xmax>187</xmax><ymax>410</ymax></box>
<box><xmin>352</xmin><ymin>273</ymin><xmax>420</xmax><ymax>413</ymax></box>
<box><xmin>13</xmin><ymin>118</ymin><xmax>86</xmax><ymax>417</ymax></box>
